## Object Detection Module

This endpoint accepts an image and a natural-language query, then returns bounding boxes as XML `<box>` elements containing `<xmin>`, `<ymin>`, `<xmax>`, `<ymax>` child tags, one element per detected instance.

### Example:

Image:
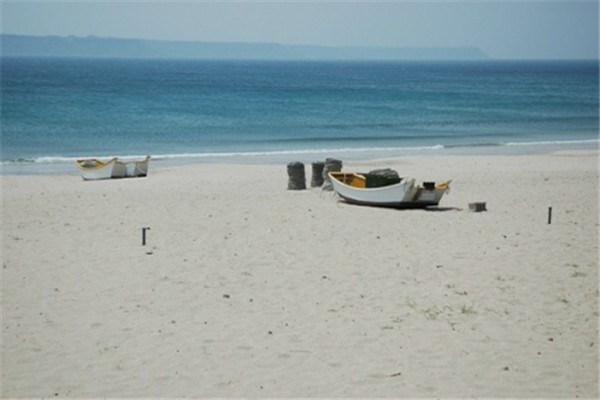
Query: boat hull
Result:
<box><xmin>76</xmin><ymin>156</ymin><xmax>150</xmax><ymax>180</ymax></box>
<box><xmin>329</xmin><ymin>172</ymin><xmax>450</xmax><ymax>209</ymax></box>
<box><xmin>334</xmin><ymin>190</ymin><xmax>446</xmax><ymax>208</ymax></box>
<box><xmin>76</xmin><ymin>157</ymin><xmax>118</xmax><ymax>180</ymax></box>
<box><xmin>115</xmin><ymin>156</ymin><xmax>151</xmax><ymax>178</ymax></box>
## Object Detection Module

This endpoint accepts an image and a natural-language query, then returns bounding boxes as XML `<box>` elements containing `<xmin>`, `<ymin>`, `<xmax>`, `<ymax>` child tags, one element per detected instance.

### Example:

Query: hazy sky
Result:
<box><xmin>2</xmin><ymin>1</ymin><xmax>598</xmax><ymax>59</ymax></box>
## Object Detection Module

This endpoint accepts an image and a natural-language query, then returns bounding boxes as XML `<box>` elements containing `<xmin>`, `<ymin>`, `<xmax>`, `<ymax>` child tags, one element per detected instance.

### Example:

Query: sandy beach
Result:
<box><xmin>1</xmin><ymin>150</ymin><xmax>598</xmax><ymax>398</ymax></box>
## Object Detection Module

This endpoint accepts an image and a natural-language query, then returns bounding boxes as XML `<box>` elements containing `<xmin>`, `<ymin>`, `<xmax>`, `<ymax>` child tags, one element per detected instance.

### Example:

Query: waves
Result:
<box><xmin>3</xmin><ymin>59</ymin><xmax>597</xmax><ymax>171</ymax></box>
<box><xmin>3</xmin><ymin>138</ymin><xmax>597</xmax><ymax>167</ymax></box>
<box><xmin>1</xmin><ymin>146</ymin><xmax>443</xmax><ymax>165</ymax></box>
<box><xmin>505</xmin><ymin>138</ymin><xmax>599</xmax><ymax>147</ymax></box>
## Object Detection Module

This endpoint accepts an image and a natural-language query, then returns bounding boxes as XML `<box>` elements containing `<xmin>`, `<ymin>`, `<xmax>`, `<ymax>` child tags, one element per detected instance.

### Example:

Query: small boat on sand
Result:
<box><xmin>114</xmin><ymin>155</ymin><xmax>151</xmax><ymax>178</ymax></box>
<box><xmin>329</xmin><ymin>171</ymin><xmax>451</xmax><ymax>208</ymax></box>
<box><xmin>76</xmin><ymin>156</ymin><xmax>151</xmax><ymax>180</ymax></box>
<box><xmin>76</xmin><ymin>157</ymin><xmax>119</xmax><ymax>180</ymax></box>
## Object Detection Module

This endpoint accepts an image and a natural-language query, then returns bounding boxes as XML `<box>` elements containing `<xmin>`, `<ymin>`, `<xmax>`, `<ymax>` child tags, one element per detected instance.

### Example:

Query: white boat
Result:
<box><xmin>115</xmin><ymin>155</ymin><xmax>151</xmax><ymax>178</ymax></box>
<box><xmin>329</xmin><ymin>171</ymin><xmax>451</xmax><ymax>208</ymax></box>
<box><xmin>75</xmin><ymin>157</ymin><xmax>120</xmax><ymax>180</ymax></box>
<box><xmin>76</xmin><ymin>155</ymin><xmax>150</xmax><ymax>180</ymax></box>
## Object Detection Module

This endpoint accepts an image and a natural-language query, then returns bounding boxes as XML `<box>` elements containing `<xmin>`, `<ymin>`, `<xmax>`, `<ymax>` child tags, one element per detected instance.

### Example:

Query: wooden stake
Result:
<box><xmin>142</xmin><ymin>227</ymin><xmax>150</xmax><ymax>245</ymax></box>
<box><xmin>548</xmin><ymin>207</ymin><xmax>552</xmax><ymax>225</ymax></box>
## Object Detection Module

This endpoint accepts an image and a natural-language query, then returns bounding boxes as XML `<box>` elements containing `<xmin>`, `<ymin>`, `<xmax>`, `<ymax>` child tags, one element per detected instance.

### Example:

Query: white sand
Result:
<box><xmin>2</xmin><ymin>151</ymin><xmax>598</xmax><ymax>398</ymax></box>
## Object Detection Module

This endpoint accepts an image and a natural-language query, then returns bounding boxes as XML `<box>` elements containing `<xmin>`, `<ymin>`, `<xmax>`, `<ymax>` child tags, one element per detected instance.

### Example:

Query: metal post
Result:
<box><xmin>142</xmin><ymin>227</ymin><xmax>150</xmax><ymax>245</ymax></box>
<box><xmin>548</xmin><ymin>207</ymin><xmax>552</xmax><ymax>225</ymax></box>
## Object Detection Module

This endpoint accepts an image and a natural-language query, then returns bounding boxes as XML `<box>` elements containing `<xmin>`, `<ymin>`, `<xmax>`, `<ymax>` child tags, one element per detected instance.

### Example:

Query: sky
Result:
<box><xmin>1</xmin><ymin>1</ymin><xmax>598</xmax><ymax>59</ymax></box>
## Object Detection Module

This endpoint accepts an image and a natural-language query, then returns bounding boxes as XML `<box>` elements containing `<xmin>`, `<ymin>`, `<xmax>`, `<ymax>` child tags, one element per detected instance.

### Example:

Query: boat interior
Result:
<box><xmin>330</xmin><ymin>171</ymin><xmax>451</xmax><ymax>191</ymax></box>
<box><xmin>330</xmin><ymin>171</ymin><xmax>402</xmax><ymax>189</ymax></box>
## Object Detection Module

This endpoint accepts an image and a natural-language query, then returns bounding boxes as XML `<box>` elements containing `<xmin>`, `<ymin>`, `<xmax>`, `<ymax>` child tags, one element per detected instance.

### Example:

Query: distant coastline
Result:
<box><xmin>1</xmin><ymin>34</ymin><xmax>490</xmax><ymax>60</ymax></box>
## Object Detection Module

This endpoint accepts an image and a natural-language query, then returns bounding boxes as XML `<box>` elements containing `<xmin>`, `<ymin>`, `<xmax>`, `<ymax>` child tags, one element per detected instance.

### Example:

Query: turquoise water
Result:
<box><xmin>1</xmin><ymin>58</ymin><xmax>598</xmax><ymax>172</ymax></box>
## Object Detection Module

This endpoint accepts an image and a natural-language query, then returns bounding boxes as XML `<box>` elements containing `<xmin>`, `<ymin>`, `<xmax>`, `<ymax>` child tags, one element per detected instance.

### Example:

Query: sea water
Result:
<box><xmin>1</xmin><ymin>58</ymin><xmax>598</xmax><ymax>173</ymax></box>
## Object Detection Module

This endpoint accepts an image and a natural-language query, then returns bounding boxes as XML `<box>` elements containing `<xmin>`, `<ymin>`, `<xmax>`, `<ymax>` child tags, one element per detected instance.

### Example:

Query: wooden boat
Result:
<box><xmin>328</xmin><ymin>171</ymin><xmax>451</xmax><ymax>208</ymax></box>
<box><xmin>75</xmin><ymin>157</ymin><xmax>120</xmax><ymax>180</ymax></box>
<box><xmin>115</xmin><ymin>155</ymin><xmax>151</xmax><ymax>178</ymax></box>
<box><xmin>76</xmin><ymin>155</ymin><xmax>150</xmax><ymax>180</ymax></box>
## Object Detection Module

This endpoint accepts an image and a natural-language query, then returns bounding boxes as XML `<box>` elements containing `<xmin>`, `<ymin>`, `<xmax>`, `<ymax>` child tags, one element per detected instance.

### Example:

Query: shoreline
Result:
<box><xmin>2</xmin><ymin>139</ymin><xmax>598</xmax><ymax>176</ymax></box>
<box><xmin>2</xmin><ymin>150</ymin><xmax>598</xmax><ymax>397</ymax></box>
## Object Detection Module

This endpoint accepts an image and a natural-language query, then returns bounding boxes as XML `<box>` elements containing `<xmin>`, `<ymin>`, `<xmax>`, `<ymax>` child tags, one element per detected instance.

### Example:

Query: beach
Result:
<box><xmin>1</xmin><ymin>150</ymin><xmax>598</xmax><ymax>398</ymax></box>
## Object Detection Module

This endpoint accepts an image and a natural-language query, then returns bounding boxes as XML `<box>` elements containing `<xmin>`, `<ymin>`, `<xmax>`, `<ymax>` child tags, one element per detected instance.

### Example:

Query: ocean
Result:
<box><xmin>1</xmin><ymin>58</ymin><xmax>598</xmax><ymax>173</ymax></box>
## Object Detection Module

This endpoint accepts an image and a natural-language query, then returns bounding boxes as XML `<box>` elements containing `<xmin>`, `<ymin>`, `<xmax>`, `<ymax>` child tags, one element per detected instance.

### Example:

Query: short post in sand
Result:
<box><xmin>548</xmin><ymin>206</ymin><xmax>552</xmax><ymax>225</ymax></box>
<box><xmin>142</xmin><ymin>227</ymin><xmax>151</xmax><ymax>246</ymax></box>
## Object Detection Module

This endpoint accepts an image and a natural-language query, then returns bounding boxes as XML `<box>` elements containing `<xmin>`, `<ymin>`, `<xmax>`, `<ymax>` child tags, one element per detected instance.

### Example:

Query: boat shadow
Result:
<box><xmin>424</xmin><ymin>206</ymin><xmax>462</xmax><ymax>212</ymax></box>
<box><xmin>336</xmin><ymin>200</ymin><xmax>462</xmax><ymax>212</ymax></box>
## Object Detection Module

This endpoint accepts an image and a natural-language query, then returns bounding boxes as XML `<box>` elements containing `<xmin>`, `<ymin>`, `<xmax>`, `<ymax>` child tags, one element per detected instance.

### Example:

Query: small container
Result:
<box><xmin>469</xmin><ymin>202</ymin><xmax>487</xmax><ymax>212</ymax></box>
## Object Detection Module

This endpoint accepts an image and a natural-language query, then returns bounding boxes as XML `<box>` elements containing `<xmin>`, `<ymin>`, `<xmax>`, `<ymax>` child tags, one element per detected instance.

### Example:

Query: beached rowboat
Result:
<box><xmin>114</xmin><ymin>155</ymin><xmax>151</xmax><ymax>178</ymax></box>
<box><xmin>328</xmin><ymin>171</ymin><xmax>451</xmax><ymax>208</ymax></box>
<box><xmin>76</xmin><ymin>156</ymin><xmax>151</xmax><ymax>180</ymax></box>
<box><xmin>75</xmin><ymin>157</ymin><xmax>120</xmax><ymax>180</ymax></box>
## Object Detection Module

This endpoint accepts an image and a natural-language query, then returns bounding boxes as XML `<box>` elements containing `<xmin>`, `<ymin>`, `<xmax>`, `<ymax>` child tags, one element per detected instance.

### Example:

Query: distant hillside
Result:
<box><xmin>1</xmin><ymin>34</ymin><xmax>490</xmax><ymax>60</ymax></box>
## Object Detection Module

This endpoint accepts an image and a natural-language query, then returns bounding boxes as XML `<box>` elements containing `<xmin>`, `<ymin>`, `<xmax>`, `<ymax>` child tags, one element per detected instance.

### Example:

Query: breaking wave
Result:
<box><xmin>1</xmin><ymin>138</ymin><xmax>597</xmax><ymax>167</ymax></box>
